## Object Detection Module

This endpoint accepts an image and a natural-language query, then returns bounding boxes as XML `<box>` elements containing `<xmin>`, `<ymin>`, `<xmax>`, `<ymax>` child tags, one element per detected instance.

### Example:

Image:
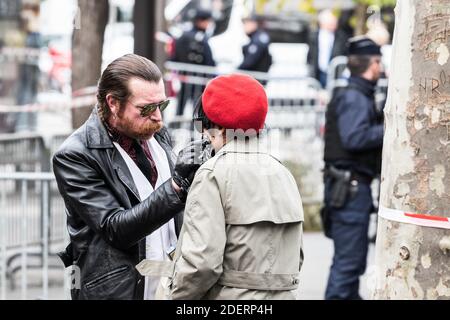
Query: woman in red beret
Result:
<box><xmin>144</xmin><ymin>74</ymin><xmax>304</xmax><ymax>299</ymax></box>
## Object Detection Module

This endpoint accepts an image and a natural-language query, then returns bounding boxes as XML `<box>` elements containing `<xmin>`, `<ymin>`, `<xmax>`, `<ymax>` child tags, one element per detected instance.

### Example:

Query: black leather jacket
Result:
<box><xmin>53</xmin><ymin>109</ymin><xmax>184</xmax><ymax>300</ymax></box>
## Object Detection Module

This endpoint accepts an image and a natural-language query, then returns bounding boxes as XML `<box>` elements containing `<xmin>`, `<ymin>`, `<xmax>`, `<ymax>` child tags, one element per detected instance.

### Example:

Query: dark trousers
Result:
<box><xmin>324</xmin><ymin>178</ymin><xmax>372</xmax><ymax>300</ymax></box>
<box><xmin>176</xmin><ymin>83</ymin><xmax>206</xmax><ymax>116</ymax></box>
<box><xmin>175</xmin><ymin>69</ymin><xmax>207</xmax><ymax>117</ymax></box>
<box><xmin>318</xmin><ymin>70</ymin><xmax>327</xmax><ymax>89</ymax></box>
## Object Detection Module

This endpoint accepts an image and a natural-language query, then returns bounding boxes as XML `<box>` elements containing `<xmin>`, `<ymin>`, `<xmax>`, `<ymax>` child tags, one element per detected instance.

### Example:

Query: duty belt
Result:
<box><xmin>350</xmin><ymin>171</ymin><xmax>372</xmax><ymax>184</ymax></box>
<box><xmin>324</xmin><ymin>165</ymin><xmax>372</xmax><ymax>184</ymax></box>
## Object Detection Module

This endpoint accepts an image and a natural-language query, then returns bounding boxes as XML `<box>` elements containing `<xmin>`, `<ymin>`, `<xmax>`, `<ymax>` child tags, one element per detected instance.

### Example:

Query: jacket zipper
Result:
<box><xmin>85</xmin><ymin>266</ymin><xmax>129</xmax><ymax>289</ymax></box>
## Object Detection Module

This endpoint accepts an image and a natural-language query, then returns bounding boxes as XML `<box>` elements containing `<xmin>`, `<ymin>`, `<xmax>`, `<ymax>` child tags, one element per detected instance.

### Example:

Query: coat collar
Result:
<box><xmin>85</xmin><ymin>107</ymin><xmax>114</xmax><ymax>149</ymax></box>
<box><xmin>111</xmin><ymin>148</ymin><xmax>141</xmax><ymax>201</ymax></box>
<box><xmin>218</xmin><ymin>135</ymin><xmax>270</xmax><ymax>155</ymax></box>
<box><xmin>348</xmin><ymin>76</ymin><xmax>376</xmax><ymax>98</ymax></box>
<box><xmin>84</xmin><ymin>107</ymin><xmax>176</xmax><ymax>200</ymax></box>
<box><xmin>84</xmin><ymin>107</ymin><xmax>172</xmax><ymax>154</ymax></box>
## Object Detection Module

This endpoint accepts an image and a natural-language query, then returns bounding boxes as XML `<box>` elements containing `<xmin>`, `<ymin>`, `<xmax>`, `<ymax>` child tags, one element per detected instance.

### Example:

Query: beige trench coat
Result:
<box><xmin>138</xmin><ymin>137</ymin><xmax>304</xmax><ymax>300</ymax></box>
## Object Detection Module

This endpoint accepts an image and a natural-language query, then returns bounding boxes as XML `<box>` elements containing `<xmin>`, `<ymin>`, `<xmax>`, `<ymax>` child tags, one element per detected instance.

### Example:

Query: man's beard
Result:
<box><xmin>120</xmin><ymin>116</ymin><xmax>163</xmax><ymax>140</ymax></box>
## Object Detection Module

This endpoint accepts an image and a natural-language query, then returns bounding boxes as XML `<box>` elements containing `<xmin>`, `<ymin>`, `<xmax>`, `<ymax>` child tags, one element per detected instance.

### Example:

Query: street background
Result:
<box><xmin>3</xmin><ymin>232</ymin><xmax>376</xmax><ymax>300</ymax></box>
<box><xmin>0</xmin><ymin>0</ymin><xmax>393</xmax><ymax>300</ymax></box>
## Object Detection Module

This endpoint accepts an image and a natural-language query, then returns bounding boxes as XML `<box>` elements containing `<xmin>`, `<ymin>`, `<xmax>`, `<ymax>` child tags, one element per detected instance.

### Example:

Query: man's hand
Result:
<box><xmin>172</xmin><ymin>138</ymin><xmax>211</xmax><ymax>199</ymax></box>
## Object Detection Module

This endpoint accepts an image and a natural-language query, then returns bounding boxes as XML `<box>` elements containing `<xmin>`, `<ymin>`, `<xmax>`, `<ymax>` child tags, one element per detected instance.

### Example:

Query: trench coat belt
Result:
<box><xmin>135</xmin><ymin>260</ymin><xmax>174</xmax><ymax>277</ymax></box>
<box><xmin>136</xmin><ymin>260</ymin><xmax>300</xmax><ymax>291</ymax></box>
<box><xmin>218</xmin><ymin>270</ymin><xmax>300</xmax><ymax>291</ymax></box>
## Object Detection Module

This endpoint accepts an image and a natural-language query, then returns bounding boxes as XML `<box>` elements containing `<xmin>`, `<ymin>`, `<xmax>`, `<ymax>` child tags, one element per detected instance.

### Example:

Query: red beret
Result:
<box><xmin>202</xmin><ymin>74</ymin><xmax>268</xmax><ymax>131</ymax></box>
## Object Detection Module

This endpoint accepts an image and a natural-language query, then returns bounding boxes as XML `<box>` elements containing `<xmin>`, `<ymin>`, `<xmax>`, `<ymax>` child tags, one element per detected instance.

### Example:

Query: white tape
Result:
<box><xmin>0</xmin><ymin>96</ymin><xmax>97</xmax><ymax>113</ymax></box>
<box><xmin>72</xmin><ymin>86</ymin><xmax>98</xmax><ymax>97</ymax></box>
<box><xmin>378</xmin><ymin>205</ymin><xmax>450</xmax><ymax>230</ymax></box>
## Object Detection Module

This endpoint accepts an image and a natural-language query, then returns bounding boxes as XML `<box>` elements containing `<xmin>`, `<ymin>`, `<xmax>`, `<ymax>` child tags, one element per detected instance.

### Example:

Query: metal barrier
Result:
<box><xmin>164</xmin><ymin>61</ymin><xmax>325</xmax><ymax>132</ymax></box>
<box><xmin>0</xmin><ymin>61</ymin><xmax>328</xmax><ymax>298</ymax></box>
<box><xmin>0</xmin><ymin>133</ymin><xmax>49</xmax><ymax>170</ymax></box>
<box><xmin>0</xmin><ymin>172</ymin><xmax>68</xmax><ymax>300</ymax></box>
<box><xmin>48</xmin><ymin>134</ymin><xmax>70</xmax><ymax>163</ymax></box>
<box><xmin>0</xmin><ymin>133</ymin><xmax>51</xmax><ymax>199</ymax></box>
<box><xmin>164</xmin><ymin>61</ymin><xmax>326</xmax><ymax>206</ymax></box>
<box><xmin>327</xmin><ymin>55</ymin><xmax>389</xmax><ymax>92</ymax></box>
<box><xmin>0</xmin><ymin>133</ymin><xmax>71</xmax><ymax>299</ymax></box>
<box><xmin>326</xmin><ymin>55</ymin><xmax>349</xmax><ymax>94</ymax></box>
<box><xmin>326</xmin><ymin>55</ymin><xmax>389</xmax><ymax>117</ymax></box>
<box><xmin>0</xmin><ymin>133</ymin><xmax>72</xmax><ymax>174</ymax></box>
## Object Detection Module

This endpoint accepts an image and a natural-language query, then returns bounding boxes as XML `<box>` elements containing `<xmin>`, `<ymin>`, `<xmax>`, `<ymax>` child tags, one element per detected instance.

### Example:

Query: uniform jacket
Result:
<box><xmin>171</xmin><ymin>27</ymin><xmax>215</xmax><ymax>66</ymax></box>
<box><xmin>238</xmin><ymin>30</ymin><xmax>272</xmax><ymax>73</ymax></box>
<box><xmin>52</xmin><ymin>109</ymin><xmax>184</xmax><ymax>300</ymax></box>
<box><xmin>168</xmin><ymin>138</ymin><xmax>304</xmax><ymax>300</ymax></box>
<box><xmin>324</xmin><ymin>76</ymin><xmax>384</xmax><ymax>177</ymax></box>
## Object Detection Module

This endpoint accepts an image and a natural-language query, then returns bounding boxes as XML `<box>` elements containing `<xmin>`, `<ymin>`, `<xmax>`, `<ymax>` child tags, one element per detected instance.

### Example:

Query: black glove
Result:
<box><xmin>172</xmin><ymin>138</ymin><xmax>212</xmax><ymax>199</ymax></box>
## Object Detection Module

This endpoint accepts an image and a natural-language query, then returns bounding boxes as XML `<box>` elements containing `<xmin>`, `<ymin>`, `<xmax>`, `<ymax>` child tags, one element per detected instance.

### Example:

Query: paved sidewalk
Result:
<box><xmin>297</xmin><ymin>231</ymin><xmax>376</xmax><ymax>300</ymax></box>
<box><xmin>3</xmin><ymin>231</ymin><xmax>376</xmax><ymax>300</ymax></box>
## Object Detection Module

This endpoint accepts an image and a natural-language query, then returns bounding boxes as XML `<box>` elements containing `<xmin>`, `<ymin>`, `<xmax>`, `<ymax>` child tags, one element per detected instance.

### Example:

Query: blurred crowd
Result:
<box><xmin>0</xmin><ymin>0</ymin><xmax>396</xmax><ymax>301</ymax></box>
<box><xmin>0</xmin><ymin>0</ymin><xmax>394</xmax><ymax>134</ymax></box>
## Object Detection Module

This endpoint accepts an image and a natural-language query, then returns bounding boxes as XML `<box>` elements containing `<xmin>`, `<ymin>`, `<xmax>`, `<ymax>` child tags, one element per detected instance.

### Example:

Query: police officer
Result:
<box><xmin>170</xmin><ymin>8</ymin><xmax>216</xmax><ymax>116</ymax></box>
<box><xmin>322</xmin><ymin>36</ymin><xmax>384</xmax><ymax>300</ymax></box>
<box><xmin>238</xmin><ymin>15</ymin><xmax>272</xmax><ymax>84</ymax></box>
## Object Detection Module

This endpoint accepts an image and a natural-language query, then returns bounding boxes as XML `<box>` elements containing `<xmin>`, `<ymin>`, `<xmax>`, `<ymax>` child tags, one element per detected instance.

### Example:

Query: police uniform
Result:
<box><xmin>170</xmin><ymin>9</ymin><xmax>216</xmax><ymax>116</ymax></box>
<box><xmin>171</xmin><ymin>27</ymin><xmax>215</xmax><ymax>67</ymax></box>
<box><xmin>238</xmin><ymin>29</ymin><xmax>272</xmax><ymax>74</ymax></box>
<box><xmin>322</xmin><ymin>37</ymin><xmax>384</xmax><ymax>300</ymax></box>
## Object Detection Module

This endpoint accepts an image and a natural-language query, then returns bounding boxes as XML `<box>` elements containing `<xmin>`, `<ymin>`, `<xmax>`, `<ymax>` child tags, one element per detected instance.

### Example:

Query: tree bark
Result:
<box><xmin>134</xmin><ymin>0</ymin><xmax>167</xmax><ymax>70</ymax></box>
<box><xmin>133</xmin><ymin>0</ymin><xmax>156</xmax><ymax>62</ymax></box>
<box><xmin>354</xmin><ymin>3</ymin><xmax>368</xmax><ymax>36</ymax></box>
<box><xmin>373</xmin><ymin>0</ymin><xmax>450</xmax><ymax>299</ymax></box>
<box><xmin>71</xmin><ymin>0</ymin><xmax>109</xmax><ymax>129</ymax></box>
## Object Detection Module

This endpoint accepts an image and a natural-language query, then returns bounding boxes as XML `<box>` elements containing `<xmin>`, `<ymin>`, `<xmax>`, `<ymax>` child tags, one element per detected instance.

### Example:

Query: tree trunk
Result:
<box><xmin>71</xmin><ymin>0</ymin><xmax>109</xmax><ymax>129</ymax></box>
<box><xmin>373</xmin><ymin>0</ymin><xmax>450</xmax><ymax>299</ymax></box>
<box><xmin>354</xmin><ymin>3</ymin><xmax>368</xmax><ymax>36</ymax></box>
<box><xmin>134</xmin><ymin>0</ymin><xmax>167</xmax><ymax>70</ymax></box>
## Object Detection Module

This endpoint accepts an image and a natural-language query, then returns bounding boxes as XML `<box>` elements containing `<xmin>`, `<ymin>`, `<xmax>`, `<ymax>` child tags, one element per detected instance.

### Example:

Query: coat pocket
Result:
<box><xmin>85</xmin><ymin>265</ymin><xmax>130</xmax><ymax>290</ymax></box>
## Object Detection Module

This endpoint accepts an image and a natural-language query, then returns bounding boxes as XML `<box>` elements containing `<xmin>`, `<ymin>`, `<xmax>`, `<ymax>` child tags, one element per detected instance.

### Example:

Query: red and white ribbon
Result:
<box><xmin>0</xmin><ymin>96</ymin><xmax>97</xmax><ymax>113</ymax></box>
<box><xmin>378</xmin><ymin>205</ymin><xmax>450</xmax><ymax>230</ymax></box>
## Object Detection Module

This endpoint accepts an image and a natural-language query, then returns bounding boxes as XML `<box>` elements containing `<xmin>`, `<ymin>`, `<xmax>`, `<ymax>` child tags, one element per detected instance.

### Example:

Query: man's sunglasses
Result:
<box><xmin>138</xmin><ymin>99</ymin><xmax>170</xmax><ymax>117</ymax></box>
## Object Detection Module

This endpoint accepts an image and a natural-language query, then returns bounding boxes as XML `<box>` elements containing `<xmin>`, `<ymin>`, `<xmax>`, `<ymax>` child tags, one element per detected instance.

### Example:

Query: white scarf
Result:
<box><xmin>113</xmin><ymin>137</ymin><xmax>176</xmax><ymax>300</ymax></box>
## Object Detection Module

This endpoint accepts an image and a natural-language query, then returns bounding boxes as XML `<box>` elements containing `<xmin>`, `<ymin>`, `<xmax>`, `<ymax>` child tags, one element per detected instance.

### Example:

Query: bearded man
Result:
<box><xmin>53</xmin><ymin>54</ymin><xmax>205</xmax><ymax>300</ymax></box>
